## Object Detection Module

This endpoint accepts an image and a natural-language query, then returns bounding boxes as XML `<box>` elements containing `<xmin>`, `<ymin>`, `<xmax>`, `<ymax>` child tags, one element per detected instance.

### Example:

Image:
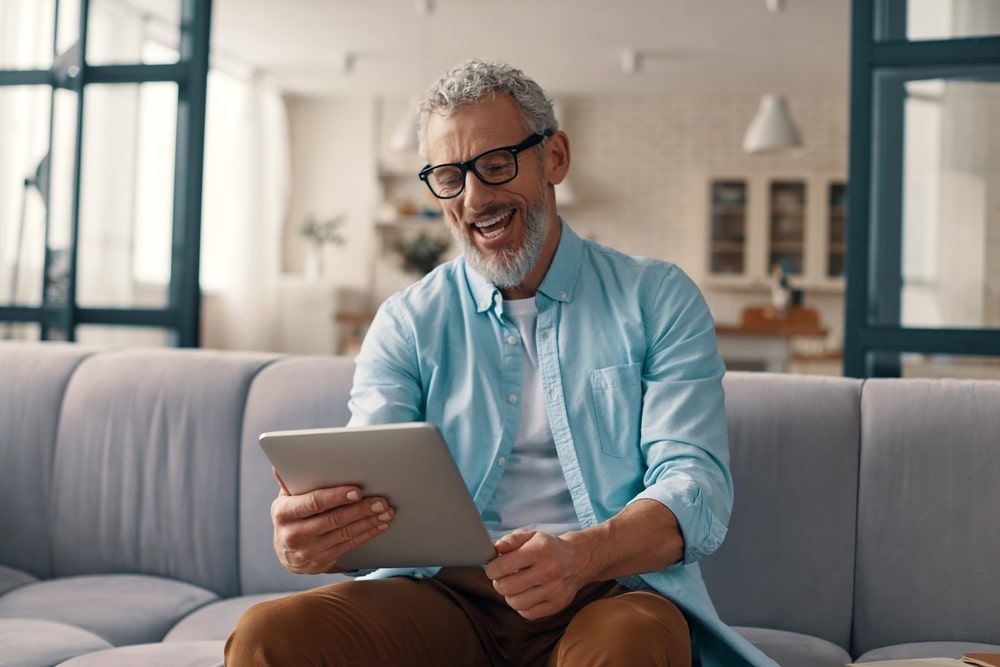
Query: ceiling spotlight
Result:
<box><xmin>766</xmin><ymin>0</ymin><xmax>785</xmax><ymax>12</ymax></box>
<box><xmin>415</xmin><ymin>0</ymin><xmax>435</xmax><ymax>16</ymax></box>
<box><xmin>342</xmin><ymin>51</ymin><xmax>356</xmax><ymax>75</ymax></box>
<box><xmin>620</xmin><ymin>49</ymin><xmax>641</xmax><ymax>75</ymax></box>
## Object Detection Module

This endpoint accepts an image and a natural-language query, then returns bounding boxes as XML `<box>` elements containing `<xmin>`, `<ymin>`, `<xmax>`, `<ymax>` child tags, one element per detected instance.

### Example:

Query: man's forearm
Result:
<box><xmin>562</xmin><ymin>499</ymin><xmax>685</xmax><ymax>584</ymax></box>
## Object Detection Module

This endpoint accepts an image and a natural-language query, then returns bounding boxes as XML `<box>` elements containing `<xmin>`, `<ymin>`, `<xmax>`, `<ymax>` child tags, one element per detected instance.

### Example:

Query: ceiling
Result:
<box><xmin>210</xmin><ymin>0</ymin><xmax>851</xmax><ymax>97</ymax></box>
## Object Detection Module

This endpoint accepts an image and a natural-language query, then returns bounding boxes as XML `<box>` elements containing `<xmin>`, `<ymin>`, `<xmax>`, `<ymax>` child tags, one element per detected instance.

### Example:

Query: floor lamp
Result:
<box><xmin>4</xmin><ymin>154</ymin><xmax>49</xmax><ymax>340</ymax></box>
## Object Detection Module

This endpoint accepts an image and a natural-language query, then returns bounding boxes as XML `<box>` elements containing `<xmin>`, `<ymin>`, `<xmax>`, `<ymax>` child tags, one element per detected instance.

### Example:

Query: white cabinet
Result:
<box><xmin>706</xmin><ymin>174</ymin><xmax>847</xmax><ymax>292</ymax></box>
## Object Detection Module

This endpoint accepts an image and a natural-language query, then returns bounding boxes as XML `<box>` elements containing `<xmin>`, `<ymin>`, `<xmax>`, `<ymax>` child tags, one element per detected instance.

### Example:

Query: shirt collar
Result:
<box><xmin>464</xmin><ymin>217</ymin><xmax>582</xmax><ymax>314</ymax></box>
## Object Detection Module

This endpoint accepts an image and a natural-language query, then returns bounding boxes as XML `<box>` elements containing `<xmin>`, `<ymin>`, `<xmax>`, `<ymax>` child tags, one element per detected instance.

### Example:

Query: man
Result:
<box><xmin>227</xmin><ymin>59</ymin><xmax>776</xmax><ymax>667</ymax></box>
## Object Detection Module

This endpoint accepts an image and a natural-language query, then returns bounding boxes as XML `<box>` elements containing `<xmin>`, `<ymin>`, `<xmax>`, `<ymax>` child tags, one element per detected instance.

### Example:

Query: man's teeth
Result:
<box><xmin>473</xmin><ymin>210</ymin><xmax>512</xmax><ymax>229</ymax></box>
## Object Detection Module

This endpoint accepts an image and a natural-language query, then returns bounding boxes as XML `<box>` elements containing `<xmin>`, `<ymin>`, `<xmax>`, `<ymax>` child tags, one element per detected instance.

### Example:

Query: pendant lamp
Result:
<box><xmin>742</xmin><ymin>94</ymin><xmax>802</xmax><ymax>153</ymax></box>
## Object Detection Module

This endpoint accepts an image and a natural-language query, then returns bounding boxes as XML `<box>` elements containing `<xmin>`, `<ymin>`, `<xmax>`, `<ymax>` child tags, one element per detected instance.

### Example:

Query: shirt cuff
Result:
<box><xmin>629</xmin><ymin>476</ymin><xmax>728</xmax><ymax>564</ymax></box>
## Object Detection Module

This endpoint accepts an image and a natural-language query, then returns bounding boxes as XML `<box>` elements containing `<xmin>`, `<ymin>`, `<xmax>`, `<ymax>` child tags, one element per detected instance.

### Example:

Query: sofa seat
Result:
<box><xmin>735</xmin><ymin>627</ymin><xmax>852</xmax><ymax>667</ymax></box>
<box><xmin>164</xmin><ymin>593</ymin><xmax>287</xmax><ymax>641</ymax></box>
<box><xmin>0</xmin><ymin>574</ymin><xmax>217</xmax><ymax>647</ymax></box>
<box><xmin>856</xmin><ymin>641</ymin><xmax>1000</xmax><ymax>662</ymax></box>
<box><xmin>0</xmin><ymin>618</ymin><xmax>112</xmax><ymax>667</ymax></box>
<box><xmin>0</xmin><ymin>564</ymin><xmax>37</xmax><ymax>597</ymax></box>
<box><xmin>58</xmin><ymin>640</ymin><xmax>224</xmax><ymax>666</ymax></box>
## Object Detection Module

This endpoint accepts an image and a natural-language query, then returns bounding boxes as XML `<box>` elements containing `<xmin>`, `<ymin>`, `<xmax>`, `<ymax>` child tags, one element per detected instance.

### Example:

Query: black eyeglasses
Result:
<box><xmin>418</xmin><ymin>130</ymin><xmax>553</xmax><ymax>199</ymax></box>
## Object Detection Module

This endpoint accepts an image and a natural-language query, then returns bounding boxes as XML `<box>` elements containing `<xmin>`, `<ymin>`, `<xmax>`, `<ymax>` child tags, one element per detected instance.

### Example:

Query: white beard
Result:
<box><xmin>452</xmin><ymin>190</ymin><xmax>551</xmax><ymax>289</ymax></box>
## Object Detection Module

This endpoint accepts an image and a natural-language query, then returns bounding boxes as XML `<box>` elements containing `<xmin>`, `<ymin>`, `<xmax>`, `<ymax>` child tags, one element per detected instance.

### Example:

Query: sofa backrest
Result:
<box><xmin>47</xmin><ymin>348</ymin><xmax>274</xmax><ymax>598</ymax></box>
<box><xmin>852</xmin><ymin>378</ymin><xmax>1000</xmax><ymax>656</ymax></box>
<box><xmin>701</xmin><ymin>372</ymin><xmax>863</xmax><ymax>652</ymax></box>
<box><xmin>0</xmin><ymin>343</ymin><xmax>95</xmax><ymax>579</ymax></box>
<box><xmin>238</xmin><ymin>356</ymin><xmax>357</xmax><ymax>594</ymax></box>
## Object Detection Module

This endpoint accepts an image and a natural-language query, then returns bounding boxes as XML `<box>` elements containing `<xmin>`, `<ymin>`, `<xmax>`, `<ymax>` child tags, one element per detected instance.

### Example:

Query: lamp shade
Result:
<box><xmin>742</xmin><ymin>94</ymin><xmax>802</xmax><ymax>153</ymax></box>
<box><xmin>390</xmin><ymin>97</ymin><xmax>420</xmax><ymax>152</ymax></box>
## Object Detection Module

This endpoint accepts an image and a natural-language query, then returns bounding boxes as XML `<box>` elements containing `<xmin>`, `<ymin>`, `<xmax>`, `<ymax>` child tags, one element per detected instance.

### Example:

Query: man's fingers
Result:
<box><xmin>285</xmin><ymin>505</ymin><xmax>395</xmax><ymax>548</ymax></box>
<box><xmin>504</xmin><ymin>583</ymin><xmax>550</xmax><ymax>613</ymax></box>
<box><xmin>490</xmin><ymin>566</ymin><xmax>540</xmax><ymax>597</ymax></box>
<box><xmin>485</xmin><ymin>545</ymin><xmax>534</xmax><ymax>580</ymax></box>
<box><xmin>316</xmin><ymin>522</ymin><xmax>391</xmax><ymax>565</ymax></box>
<box><xmin>494</xmin><ymin>529</ymin><xmax>535</xmax><ymax>555</ymax></box>
<box><xmin>272</xmin><ymin>467</ymin><xmax>290</xmax><ymax>496</ymax></box>
<box><xmin>275</xmin><ymin>486</ymin><xmax>366</xmax><ymax>521</ymax></box>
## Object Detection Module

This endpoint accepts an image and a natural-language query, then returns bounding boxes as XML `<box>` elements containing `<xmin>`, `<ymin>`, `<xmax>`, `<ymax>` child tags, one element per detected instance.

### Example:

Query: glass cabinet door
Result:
<box><xmin>768</xmin><ymin>180</ymin><xmax>806</xmax><ymax>276</ymax></box>
<box><xmin>709</xmin><ymin>180</ymin><xmax>747</xmax><ymax>275</ymax></box>
<box><xmin>828</xmin><ymin>182</ymin><xmax>847</xmax><ymax>277</ymax></box>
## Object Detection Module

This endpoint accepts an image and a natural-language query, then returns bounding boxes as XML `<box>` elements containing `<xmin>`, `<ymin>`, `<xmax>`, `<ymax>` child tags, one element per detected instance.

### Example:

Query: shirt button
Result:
<box><xmin>506</xmin><ymin>335</ymin><xmax>518</xmax><ymax>345</ymax></box>
<box><xmin>497</xmin><ymin>456</ymin><xmax>506</xmax><ymax>466</ymax></box>
<box><xmin>507</xmin><ymin>394</ymin><xmax>518</xmax><ymax>404</ymax></box>
<box><xmin>413</xmin><ymin>572</ymin><xmax>425</xmax><ymax>579</ymax></box>
<box><xmin>559</xmin><ymin>291</ymin><xmax>568</xmax><ymax>299</ymax></box>
<box><xmin>539</xmin><ymin>330</ymin><xmax>548</xmax><ymax>341</ymax></box>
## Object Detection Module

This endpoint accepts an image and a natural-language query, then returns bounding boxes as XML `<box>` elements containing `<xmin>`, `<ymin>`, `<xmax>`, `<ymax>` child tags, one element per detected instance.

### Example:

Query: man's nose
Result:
<box><xmin>462</xmin><ymin>170</ymin><xmax>496</xmax><ymax>211</ymax></box>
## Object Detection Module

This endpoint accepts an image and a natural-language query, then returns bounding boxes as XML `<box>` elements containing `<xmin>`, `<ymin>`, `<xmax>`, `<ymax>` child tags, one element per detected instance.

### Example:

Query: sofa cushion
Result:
<box><xmin>0</xmin><ymin>574</ymin><xmax>217</xmax><ymax>647</ymax></box>
<box><xmin>853</xmin><ymin>379</ymin><xmax>1000</xmax><ymax>656</ymax></box>
<box><xmin>163</xmin><ymin>593</ymin><xmax>286</xmax><ymax>641</ymax></box>
<box><xmin>0</xmin><ymin>564</ymin><xmax>37</xmax><ymax>596</ymax></box>
<box><xmin>49</xmin><ymin>349</ymin><xmax>275</xmax><ymax>598</ymax></box>
<box><xmin>856</xmin><ymin>641</ymin><xmax>1000</xmax><ymax>662</ymax></box>
<box><xmin>238</xmin><ymin>356</ymin><xmax>357</xmax><ymax>594</ymax></box>
<box><xmin>0</xmin><ymin>618</ymin><xmax>111</xmax><ymax>667</ymax></box>
<box><xmin>735</xmin><ymin>627</ymin><xmax>852</xmax><ymax>667</ymax></box>
<box><xmin>57</xmin><ymin>640</ymin><xmax>224</xmax><ymax>666</ymax></box>
<box><xmin>701</xmin><ymin>373</ymin><xmax>862</xmax><ymax>651</ymax></box>
<box><xmin>0</xmin><ymin>343</ymin><xmax>94</xmax><ymax>579</ymax></box>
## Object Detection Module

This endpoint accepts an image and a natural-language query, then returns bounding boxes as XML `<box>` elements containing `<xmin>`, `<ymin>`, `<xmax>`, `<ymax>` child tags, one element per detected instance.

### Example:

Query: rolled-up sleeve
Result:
<box><xmin>347</xmin><ymin>297</ymin><xmax>423</xmax><ymax>427</ymax></box>
<box><xmin>628</xmin><ymin>266</ymin><xmax>733</xmax><ymax>565</ymax></box>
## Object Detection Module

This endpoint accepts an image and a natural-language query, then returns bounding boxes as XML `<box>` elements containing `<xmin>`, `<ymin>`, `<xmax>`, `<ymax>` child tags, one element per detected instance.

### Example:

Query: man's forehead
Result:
<box><xmin>424</xmin><ymin>95</ymin><xmax>528</xmax><ymax>163</ymax></box>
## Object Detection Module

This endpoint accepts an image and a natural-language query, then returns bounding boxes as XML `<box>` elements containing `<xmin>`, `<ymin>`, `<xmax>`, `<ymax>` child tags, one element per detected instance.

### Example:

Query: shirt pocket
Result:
<box><xmin>589</xmin><ymin>362</ymin><xmax>643</xmax><ymax>459</ymax></box>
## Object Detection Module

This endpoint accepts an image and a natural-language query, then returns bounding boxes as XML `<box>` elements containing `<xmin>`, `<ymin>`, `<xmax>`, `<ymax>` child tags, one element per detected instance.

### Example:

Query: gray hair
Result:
<box><xmin>417</xmin><ymin>58</ymin><xmax>557</xmax><ymax>159</ymax></box>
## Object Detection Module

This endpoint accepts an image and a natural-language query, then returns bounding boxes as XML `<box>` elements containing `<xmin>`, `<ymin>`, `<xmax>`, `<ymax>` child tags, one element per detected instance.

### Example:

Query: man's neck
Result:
<box><xmin>500</xmin><ymin>216</ymin><xmax>562</xmax><ymax>301</ymax></box>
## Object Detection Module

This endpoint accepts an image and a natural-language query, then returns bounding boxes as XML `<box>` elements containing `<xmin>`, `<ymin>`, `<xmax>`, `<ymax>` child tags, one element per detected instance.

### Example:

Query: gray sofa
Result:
<box><xmin>1</xmin><ymin>342</ymin><xmax>998</xmax><ymax>666</ymax></box>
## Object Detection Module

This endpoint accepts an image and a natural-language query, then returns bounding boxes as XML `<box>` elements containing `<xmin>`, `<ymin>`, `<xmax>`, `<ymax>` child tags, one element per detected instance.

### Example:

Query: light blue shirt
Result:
<box><xmin>347</xmin><ymin>220</ymin><xmax>777</xmax><ymax>667</ymax></box>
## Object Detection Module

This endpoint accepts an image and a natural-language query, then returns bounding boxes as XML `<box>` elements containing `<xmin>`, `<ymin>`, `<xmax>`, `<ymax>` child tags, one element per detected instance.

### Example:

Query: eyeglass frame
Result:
<box><xmin>418</xmin><ymin>129</ymin><xmax>554</xmax><ymax>199</ymax></box>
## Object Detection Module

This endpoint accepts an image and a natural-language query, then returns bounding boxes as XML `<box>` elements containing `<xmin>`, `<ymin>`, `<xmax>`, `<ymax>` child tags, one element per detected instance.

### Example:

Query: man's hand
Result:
<box><xmin>484</xmin><ymin>529</ymin><xmax>590</xmax><ymax>620</ymax></box>
<box><xmin>270</xmin><ymin>467</ymin><xmax>395</xmax><ymax>574</ymax></box>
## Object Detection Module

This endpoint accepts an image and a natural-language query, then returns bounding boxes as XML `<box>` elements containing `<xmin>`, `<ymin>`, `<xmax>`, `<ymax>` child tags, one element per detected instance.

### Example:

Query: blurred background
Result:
<box><xmin>1</xmin><ymin>0</ymin><xmax>998</xmax><ymax>378</ymax></box>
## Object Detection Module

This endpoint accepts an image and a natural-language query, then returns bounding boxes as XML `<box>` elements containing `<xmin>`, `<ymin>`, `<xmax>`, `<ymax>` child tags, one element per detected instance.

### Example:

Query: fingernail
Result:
<box><xmin>371</xmin><ymin>501</ymin><xmax>385</xmax><ymax>513</ymax></box>
<box><xmin>378</xmin><ymin>512</ymin><xmax>391</xmax><ymax>522</ymax></box>
<box><xmin>378</xmin><ymin>523</ymin><xmax>389</xmax><ymax>530</ymax></box>
<box><xmin>347</xmin><ymin>490</ymin><xmax>360</xmax><ymax>502</ymax></box>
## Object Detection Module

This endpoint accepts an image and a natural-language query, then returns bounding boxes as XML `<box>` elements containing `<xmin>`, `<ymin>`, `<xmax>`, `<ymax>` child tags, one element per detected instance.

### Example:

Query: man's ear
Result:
<box><xmin>544</xmin><ymin>130</ymin><xmax>571</xmax><ymax>186</ymax></box>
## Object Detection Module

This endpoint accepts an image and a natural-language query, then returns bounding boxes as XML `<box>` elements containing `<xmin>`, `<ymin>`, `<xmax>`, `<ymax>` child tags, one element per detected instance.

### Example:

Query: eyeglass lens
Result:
<box><xmin>427</xmin><ymin>149</ymin><xmax>518</xmax><ymax>198</ymax></box>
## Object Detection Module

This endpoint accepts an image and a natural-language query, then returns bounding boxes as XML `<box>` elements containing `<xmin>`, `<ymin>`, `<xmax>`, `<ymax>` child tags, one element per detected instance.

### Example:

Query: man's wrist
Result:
<box><xmin>561</xmin><ymin>524</ymin><xmax>610</xmax><ymax>585</ymax></box>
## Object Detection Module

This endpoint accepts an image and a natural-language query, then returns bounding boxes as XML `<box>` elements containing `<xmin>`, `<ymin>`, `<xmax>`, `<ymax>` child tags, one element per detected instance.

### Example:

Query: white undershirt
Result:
<box><xmin>482</xmin><ymin>297</ymin><xmax>580</xmax><ymax>541</ymax></box>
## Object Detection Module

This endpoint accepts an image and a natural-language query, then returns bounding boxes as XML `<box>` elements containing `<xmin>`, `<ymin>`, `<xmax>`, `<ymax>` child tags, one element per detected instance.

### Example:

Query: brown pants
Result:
<box><xmin>225</xmin><ymin>566</ymin><xmax>690</xmax><ymax>666</ymax></box>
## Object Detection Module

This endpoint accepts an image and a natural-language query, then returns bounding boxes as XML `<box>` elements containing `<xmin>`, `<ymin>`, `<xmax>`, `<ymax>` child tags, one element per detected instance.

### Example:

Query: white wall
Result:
<box><xmin>284</xmin><ymin>95</ymin><xmax>378</xmax><ymax>295</ymax></box>
<box><xmin>286</xmin><ymin>92</ymin><xmax>849</xmax><ymax>340</ymax></box>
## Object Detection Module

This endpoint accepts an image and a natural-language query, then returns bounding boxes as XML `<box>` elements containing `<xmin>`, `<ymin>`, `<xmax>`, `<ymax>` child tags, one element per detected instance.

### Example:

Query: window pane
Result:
<box><xmin>902</xmin><ymin>353</ymin><xmax>1000</xmax><ymax>380</ymax></box>
<box><xmin>46</xmin><ymin>87</ymin><xmax>79</xmax><ymax>308</ymax></box>
<box><xmin>78</xmin><ymin>83</ymin><xmax>177</xmax><ymax>308</ymax></box>
<box><xmin>86</xmin><ymin>0</ymin><xmax>180</xmax><ymax>65</ymax></box>
<box><xmin>0</xmin><ymin>321</ymin><xmax>41</xmax><ymax>341</ymax></box>
<box><xmin>56</xmin><ymin>0</ymin><xmax>81</xmax><ymax>59</ymax></box>
<box><xmin>76</xmin><ymin>323</ymin><xmax>172</xmax><ymax>347</ymax></box>
<box><xmin>898</xmin><ymin>76</ymin><xmax>1000</xmax><ymax>329</ymax></box>
<box><xmin>0</xmin><ymin>0</ymin><xmax>55</xmax><ymax>69</ymax></box>
<box><xmin>876</xmin><ymin>0</ymin><xmax>1000</xmax><ymax>40</ymax></box>
<box><xmin>0</xmin><ymin>86</ymin><xmax>51</xmax><ymax>307</ymax></box>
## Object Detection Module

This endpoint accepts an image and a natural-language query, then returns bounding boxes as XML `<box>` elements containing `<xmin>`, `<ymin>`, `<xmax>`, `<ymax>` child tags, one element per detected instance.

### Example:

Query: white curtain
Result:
<box><xmin>200</xmin><ymin>70</ymin><xmax>290</xmax><ymax>351</ymax></box>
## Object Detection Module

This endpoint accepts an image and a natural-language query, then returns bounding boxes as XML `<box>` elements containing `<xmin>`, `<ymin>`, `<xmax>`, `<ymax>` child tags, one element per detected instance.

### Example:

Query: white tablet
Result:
<box><xmin>258</xmin><ymin>422</ymin><xmax>496</xmax><ymax>570</ymax></box>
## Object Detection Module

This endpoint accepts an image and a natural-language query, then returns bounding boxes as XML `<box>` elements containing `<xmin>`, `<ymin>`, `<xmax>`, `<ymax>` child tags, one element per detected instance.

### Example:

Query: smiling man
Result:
<box><xmin>226</xmin><ymin>59</ymin><xmax>777</xmax><ymax>667</ymax></box>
